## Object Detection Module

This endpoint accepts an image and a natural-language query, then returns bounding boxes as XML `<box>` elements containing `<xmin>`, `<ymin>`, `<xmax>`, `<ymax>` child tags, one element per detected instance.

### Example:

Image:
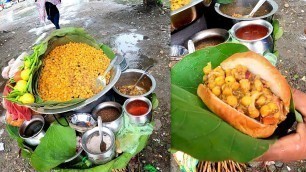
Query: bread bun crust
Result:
<box><xmin>197</xmin><ymin>51</ymin><xmax>291</xmax><ymax>138</ymax></box>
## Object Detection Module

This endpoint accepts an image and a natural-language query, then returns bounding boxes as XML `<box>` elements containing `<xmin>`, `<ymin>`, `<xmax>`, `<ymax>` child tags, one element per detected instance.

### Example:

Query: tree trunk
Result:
<box><xmin>143</xmin><ymin>0</ymin><xmax>159</xmax><ymax>7</ymax></box>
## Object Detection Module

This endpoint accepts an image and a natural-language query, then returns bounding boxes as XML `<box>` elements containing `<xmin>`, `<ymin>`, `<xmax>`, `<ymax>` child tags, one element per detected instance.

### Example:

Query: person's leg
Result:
<box><xmin>50</xmin><ymin>4</ymin><xmax>60</xmax><ymax>29</ymax></box>
<box><xmin>53</xmin><ymin>12</ymin><xmax>60</xmax><ymax>29</ymax></box>
<box><xmin>45</xmin><ymin>2</ymin><xmax>53</xmax><ymax>21</ymax></box>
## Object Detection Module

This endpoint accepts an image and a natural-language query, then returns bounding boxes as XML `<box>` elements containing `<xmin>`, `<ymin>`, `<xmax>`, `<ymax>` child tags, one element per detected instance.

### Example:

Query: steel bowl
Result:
<box><xmin>123</xmin><ymin>97</ymin><xmax>152</xmax><ymax>126</ymax></box>
<box><xmin>113</xmin><ymin>69</ymin><xmax>156</xmax><ymax>99</ymax></box>
<box><xmin>215</xmin><ymin>0</ymin><xmax>278</xmax><ymax>23</ymax></box>
<box><xmin>68</xmin><ymin>113</ymin><xmax>97</xmax><ymax>133</ymax></box>
<box><xmin>81</xmin><ymin>127</ymin><xmax>116</xmax><ymax>165</ymax></box>
<box><xmin>229</xmin><ymin>19</ymin><xmax>274</xmax><ymax>54</ymax></box>
<box><xmin>186</xmin><ymin>28</ymin><xmax>229</xmax><ymax>50</ymax></box>
<box><xmin>91</xmin><ymin>102</ymin><xmax>124</xmax><ymax>133</ymax></box>
<box><xmin>171</xmin><ymin>0</ymin><xmax>205</xmax><ymax>32</ymax></box>
<box><xmin>19</xmin><ymin>115</ymin><xmax>45</xmax><ymax>146</ymax></box>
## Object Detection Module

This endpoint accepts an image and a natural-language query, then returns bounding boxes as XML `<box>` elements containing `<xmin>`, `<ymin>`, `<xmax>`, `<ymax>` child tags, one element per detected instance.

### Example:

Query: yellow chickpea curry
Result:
<box><xmin>38</xmin><ymin>42</ymin><xmax>111</xmax><ymax>102</ymax></box>
<box><xmin>170</xmin><ymin>0</ymin><xmax>191</xmax><ymax>11</ymax></box>
<box><xmin>203</xmin><ymin>62</ymin><xmax>286</xmax><ymax>125</ymax></box>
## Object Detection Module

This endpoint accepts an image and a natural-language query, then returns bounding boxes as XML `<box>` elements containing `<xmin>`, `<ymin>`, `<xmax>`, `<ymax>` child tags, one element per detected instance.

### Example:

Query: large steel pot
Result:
<box><xmin>214</xmin><ymin>0</ymin><xmax>278</xmax><ymax>23</ymax></box>
<box><xmin>171</xmin><ymin>0</ymin><xmax>205</xmax><ymax>32</ymax></box>
<box><xmin>31</xmin><ymin>66</ymin><xmax>121</xmax><ymax>114</ymax></box>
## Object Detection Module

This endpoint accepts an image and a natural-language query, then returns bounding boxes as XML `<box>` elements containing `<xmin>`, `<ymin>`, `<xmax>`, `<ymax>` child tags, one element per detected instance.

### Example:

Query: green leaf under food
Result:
<box><xmin>289</xmin><ymin>90</ymin><xmax>303</xmax><ymax>123</ymax></box>
<box><xmin>31</xmin><ymin>122</ymin><xmax>76</xmax><ymax>171</ymax></box>
<box><xmin>100</xmin><ymin>44</ymin><xmax>115</xmax><ymax>59</ymax></box>
<box><xmin>273</xmin><ymin>50</ymin><xmax>279</xmax><ymax>58</ymax></box>
<box><xmin>216</xmin><ymin>0</ymin><xmax>233</xmax><ymax>4</ymax></box>
<box><xmin>6</xmin><ymin>125</ymin><xmax>33</xmax><ymax>159</ymax></box>
<box><xmin>171</xmin><ymin>43</ymin><xmax>278</xmax><ymax>162</ymax></box>
<box><xmin>151</xmin><ymin>93</ymin><xmax>159</xmax><ymax>110</ymax></box>
<box><xmin>56</xmin><ymin>134</ymin><xmax>150</xmax><ymax>172</ymax></box>
<box><xmin>272</xmin><ymin>19</ymin><xmax>283</xmax><ymax>41</ymax></box>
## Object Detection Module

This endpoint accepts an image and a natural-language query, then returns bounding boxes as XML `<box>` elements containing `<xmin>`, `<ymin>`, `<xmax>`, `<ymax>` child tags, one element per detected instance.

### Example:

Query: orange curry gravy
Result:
<box><xmin>235</xmin><ymin>25</ymin><xmax>268</xmax><ymax>40</ymax></box>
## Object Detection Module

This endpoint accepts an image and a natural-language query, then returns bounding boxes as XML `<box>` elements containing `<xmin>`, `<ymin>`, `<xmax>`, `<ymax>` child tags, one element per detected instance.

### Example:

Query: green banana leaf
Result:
<box><xmin>6</xmin><ymin>123</ymin><xmax>150</xmax><ymax>172</ymax></box>
<box><xmin>171</xmin><ymin>43</ymin><xmax>295</xmax><ymax>162</ymax></box>
<box><xmin>28</xmin><ymin>28</ymin><xmax>115</xmax><ymax>109</ymax></box>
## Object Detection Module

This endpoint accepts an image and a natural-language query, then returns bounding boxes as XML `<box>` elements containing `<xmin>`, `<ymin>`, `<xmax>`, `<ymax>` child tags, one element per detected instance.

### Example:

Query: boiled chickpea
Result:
<box><xmin>256</xmin><ymin>96</ymin><xmax>266</xmax><ymax>106</ymax></box>
<box><xmin>203</xmin><ymin>63</ymin><xmax>212</xmax><ymax>74</ymax></box>
<box><xmin>225</xmin><ymin>76</ymin><xmax>235</xmax><ymax>83</ymax></box>
<box><xmin>263</xmin><ymin>88</ymin><xmax>272</xmax><ymax>96</ymax></box>
<box><xmin>214</xmin><ymin>67</ymin><xmax>225</xmax><ymax>77</ymax></box>
<box><xmin>240</xmin><ymin>79</ymin><xmax>251</xmax><ymax>91</ymax></box>
<box><xmin>241</xmin><ymin>96</ymin><xmax>252</xmax><ymax>106</ymax></box>
<box><xmin>248</xmin><ymin>106</ymin><xmax>260</xmax><ymax>118</ymax></box>
<box><xmin>203</xmin><ymin>75</ymin><xmax>208</xmax><ymax>82</ymax></box>
<box><xmin>222</xmin><ymin>86</ymin><xmax>232</xmax><ymax>96</ymax></box>
<box><xmin>254</xmin><ymin>79</ymin><xmax>263</xmax><ymax>91</ymax></box>
<box><xmin>260</xmin><ymin>105</ymin><xmax>271</xmax><ymax>117</ymax></box>
<box><xmin>231</xmin><ymin>82</ymin><xmax>240</xmax><ymax>90</ymax></box>
<box><xmin>267</xmin><ymin>102</ymin><xmax>279</xmax><ymax>113</ymax></box>
<box><xmin>227</xmin><ymin>95</ymin><xmax>238</xmax><ymax>107</ymax></box>
<box><xmin>208</xmin><ymin>82</ymin><xmax>216</xmax><ymax>90</ymax></box>
<box><xmin>215</xmin><ymin>76</ymin><xmax>225</xmax><ymax>86</ymax></box>
<box><xmin>225</xmin><ymin>69</ymin><xmax>232</xmax><ymax>77</ymax></box>
<box><xmin>212</xmin><ymin>86</ymin><xmax>221</xmax><ymax>96</ymax></box>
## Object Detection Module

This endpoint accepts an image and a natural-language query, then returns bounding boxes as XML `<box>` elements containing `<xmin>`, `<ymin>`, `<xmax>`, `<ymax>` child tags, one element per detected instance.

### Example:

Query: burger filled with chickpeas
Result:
<box><xmin>197</xmin><ymin>51</ymin><xmax>291</xmax><ymax>138</ymax></box>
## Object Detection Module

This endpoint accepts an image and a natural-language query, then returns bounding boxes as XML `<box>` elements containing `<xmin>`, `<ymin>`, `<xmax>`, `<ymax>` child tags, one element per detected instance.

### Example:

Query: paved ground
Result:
<box><xmin>0</xmin><ymin>0</ymin><xmax>170</xmax><ymax>171</ymax></box>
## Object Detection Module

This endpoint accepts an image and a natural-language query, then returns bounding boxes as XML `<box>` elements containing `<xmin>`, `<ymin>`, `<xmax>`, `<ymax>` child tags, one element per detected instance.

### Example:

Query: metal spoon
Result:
<box><xmin>133</xmin><ymin>65</ymin><xmax>153</xmax><ymax>88</ymax></box>
<box><xmin>244</xmin><ymin>0</ymin><xmax>267</xmax><ymax>18</ymax></box>
<box><xmin>187</xmin><ymin>40</ymin><xmax>196</xmax><ymax>54</ymax></box>
<box><xmin>96</xmin><ymin>56</ymin><xmax>118</xmax><ymax>88</ymax></box>
<box><xmin>98</xmin><ymin>116</ymin><xmax>106</xmax><ymax>152</ymax></box>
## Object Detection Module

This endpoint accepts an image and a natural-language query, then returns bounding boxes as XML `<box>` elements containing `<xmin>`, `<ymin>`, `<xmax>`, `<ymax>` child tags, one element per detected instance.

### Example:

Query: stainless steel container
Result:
<box><xmin>171</xmin><ymin>0</ymin><xmax>205</xmax><ymax>32</ymax></box>
<box><xmin>68</xmin><ymin>113</ymin><xmax>97</xmax><ymax>133</ymax></box>
<box><xmin>19</xmin><ymin>115</ymin><xmax>45</xmax><ymax>146</ymax></box>
<box><xmin>91</xmin><ymin>102</ymin><xmax>124</xmax><ymax>133</ymax></box>
<box><xmin>123</xmin><ymin>97</ymin><xmax>152</xmax><ymax>126</ymax></box>
<box><xmin>229</xmin><ymin>19</ymin><xmax>273</xmax><ymax>54</ymax></box>
<box><xmin>186</xmin><ymin>28</ymin><xmax>229</xmax><ymax>49</ymax></box>
<box><xmin>61</xmin><ymin>148</ymin><xmax>84</xmax><ymax>166</ymax></box>
<box><xmin>113</xmin><ymin>69</ymin><xmax>156</xmax><ymax>99</ymax></box>
<box><xmin>117</xmin><ymin>55</ymin><xmax>128</xmax><ymax>72</ymax></box>
<box><xmin>30</xmin><ymin>65</ymin><xmax>121</xmax><ymax>114</ymax></box>
<box><xmin>81</xmin><ymin>127</ymin><xmax>115</xmax><ymax>165</ymax></box>
<box><xmin>214</xmin><ymin>0</ymin><xmax>278</xmax><ymax>23</ymax></box>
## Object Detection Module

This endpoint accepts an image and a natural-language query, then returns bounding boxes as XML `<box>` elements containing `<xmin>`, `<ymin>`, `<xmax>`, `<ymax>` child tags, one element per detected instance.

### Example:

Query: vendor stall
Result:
<box><xmin>2</xmin><ymin>27</ymin><xmax>158</xmax><ymax>171</ymax></box>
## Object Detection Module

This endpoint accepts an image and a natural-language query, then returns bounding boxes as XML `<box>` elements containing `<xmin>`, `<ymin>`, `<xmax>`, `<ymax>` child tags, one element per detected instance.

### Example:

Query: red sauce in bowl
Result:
<box><xmin>126</xmin><ymin>100</ymin><xmax>149</xmax><ymax>116</ymax></box>
<box><xmin>235</xmin><ymin>24</ymin><xmax>268</xmax><ymax>40</ymax></box>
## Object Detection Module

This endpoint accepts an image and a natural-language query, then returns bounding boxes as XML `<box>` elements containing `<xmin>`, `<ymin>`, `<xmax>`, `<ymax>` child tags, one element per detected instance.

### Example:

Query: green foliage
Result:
<box><xmin>217</xmin><ymin>0</ymin><xmax>233</xmax><ymax>4</ymax></box>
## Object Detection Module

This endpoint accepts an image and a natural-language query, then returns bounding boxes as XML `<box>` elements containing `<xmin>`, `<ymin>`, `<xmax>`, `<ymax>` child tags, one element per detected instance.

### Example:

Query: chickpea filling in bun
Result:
<box><xmin>203</xmin><ymin>62</ymin><xmax>286</xmax><ymax>125</ymax></box>
<box><xmin>197</xmin><ymin>52</ymin><xmax>291</xmax><ymax>138</ymax></box>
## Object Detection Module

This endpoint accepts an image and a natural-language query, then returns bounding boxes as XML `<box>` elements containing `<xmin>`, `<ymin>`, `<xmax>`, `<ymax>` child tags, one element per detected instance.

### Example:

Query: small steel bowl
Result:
<box><xmin>186</xmin><ymin>28</ymin><xmax>229</xmax><ymax>50</ymax></box>
<box><xmin>68</xmin><ymin>113</ymin><xmax>97</xmax><ymax>133</ymax></box>
<box><xmin>229</xmin><ymin>19</ymin><xmax>274</xmax><ymax>54</ymax></box>
<box><xmin>123</xmin><ymin>97</ymin><xmax>152</xmax><ymax>126</ymax></box>
<box><xmin>92</xmin><ymin>102</ymin><xmax>124</xmax><ymax>133</ymax></box>
<box><xmin>113</xmin><ymin>69</ymin><xmax>156</xmax><ymax>99</ymax></box>
<box><xmin>81</xmin><ymin>127</ymin><xmax>116</xmax><ymax>165</ymax></box>
<box><xmin>214</xmin><ymin>0</ymin><xmax>278</xmax><ymax>23</ymax></box>
<box><xmin>19</xmin><ymin>115</ymin><xmax>45</xmax><ymax>146</ymax></box>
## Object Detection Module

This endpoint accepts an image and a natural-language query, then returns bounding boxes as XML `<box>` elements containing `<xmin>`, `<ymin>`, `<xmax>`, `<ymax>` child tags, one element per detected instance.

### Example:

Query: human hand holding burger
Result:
<box><xmin>258</xmin><ymin>89</ymin><xmax>306</xmax><ymax>161</ymax></box>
